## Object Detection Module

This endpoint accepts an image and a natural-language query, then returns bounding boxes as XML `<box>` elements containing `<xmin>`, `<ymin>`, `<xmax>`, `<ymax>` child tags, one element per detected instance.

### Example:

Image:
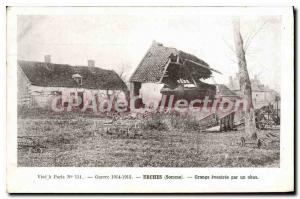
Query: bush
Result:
<box><xmin>167</xmin><ymin>114</ymin><xmax>202</xmax><ymax>131</ymax></box>
<box><xmin>140</xmin><ymin>114</ymin><xmax>168</xmax><ymax>131</ymax></box>
<box><xmin>139</xmin><ymin>112</ymin><xmax>204</xmax><ymax>131</ymax></box>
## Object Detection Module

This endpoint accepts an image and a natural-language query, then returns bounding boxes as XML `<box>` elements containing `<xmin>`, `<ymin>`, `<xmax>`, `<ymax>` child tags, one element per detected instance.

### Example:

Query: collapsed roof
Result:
<box><xmin>130</xmin><ymin>41</ymin><xmax>221</xmax><ymax>85</ymax></box>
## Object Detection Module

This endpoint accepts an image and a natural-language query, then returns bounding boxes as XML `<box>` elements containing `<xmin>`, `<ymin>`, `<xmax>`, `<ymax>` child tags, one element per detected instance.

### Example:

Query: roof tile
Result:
<box><xmin>18</xmin><ymin>60</ymin><xmax>127</xmax><ymax>91</ymax></box>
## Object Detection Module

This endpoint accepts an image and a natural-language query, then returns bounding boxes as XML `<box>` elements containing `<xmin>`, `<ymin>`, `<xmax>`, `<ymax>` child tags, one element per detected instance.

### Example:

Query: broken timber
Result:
<box><xmin>219</xmin><ymin>111</ymin><xmax>235</xmax><ymax>132</ymax></box>
<box><xmin>201</xmin><ymin>111</ymin><xmax>236</xmax><ymax>132</ymax></box>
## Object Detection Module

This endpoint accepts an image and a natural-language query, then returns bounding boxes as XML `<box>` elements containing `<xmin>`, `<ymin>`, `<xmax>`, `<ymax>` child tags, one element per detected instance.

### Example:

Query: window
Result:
<box><xmin>72</xmin><ymin>74</ymin><xmax>82</xmax><ymax>85</ymax></box>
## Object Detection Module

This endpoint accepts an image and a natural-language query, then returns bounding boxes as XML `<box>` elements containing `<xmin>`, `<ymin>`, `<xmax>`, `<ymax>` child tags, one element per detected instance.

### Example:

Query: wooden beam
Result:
<box><xmin>158</xmin><ymin>58</ymin><xmax>171</xmax><ymax>83</ymax></box>
<box><xmin>183</xmin><ymin>60</ymin><xmax>198</xmax><ymax>86</ymax></box>
<box><xmin>185</xmin><ymin>59</ymin><xmax>222</xmax><ymax>74</ymax></box>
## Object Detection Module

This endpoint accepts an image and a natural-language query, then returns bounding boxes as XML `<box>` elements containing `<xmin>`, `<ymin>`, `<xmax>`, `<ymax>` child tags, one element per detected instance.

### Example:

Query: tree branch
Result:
<box><xmin>244</xmin><ymin>21</ymin><xmax>268</xmax><ymax>52</ymax></box>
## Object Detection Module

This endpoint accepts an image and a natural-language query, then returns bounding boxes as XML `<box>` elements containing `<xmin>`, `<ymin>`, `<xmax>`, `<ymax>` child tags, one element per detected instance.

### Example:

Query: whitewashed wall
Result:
<box><xmin>17</xmin><ymin>67</ymin><xmax>32</xmax><ymax>106</ymax></box>
<box><xmin>139</xmin><ymin>83</ymin><xmax>164</xmax><ymax>108</ymax></box>
<box><xmin>29</xmin><ymin>85</ymin><xmax>126</xmax><ymax>109</ymax></box>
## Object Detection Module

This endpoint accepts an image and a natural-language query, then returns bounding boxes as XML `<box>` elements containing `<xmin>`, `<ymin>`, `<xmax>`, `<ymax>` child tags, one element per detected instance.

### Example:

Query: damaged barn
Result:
<box><xmin>129</xmin><ymin>41</ymin><xmax>221</xmax><ymax>110</ymax></box>
<box><xmin>128</xmin><ymin>41</ymin><xmax>244</xmax><ymax>131</ymax></box>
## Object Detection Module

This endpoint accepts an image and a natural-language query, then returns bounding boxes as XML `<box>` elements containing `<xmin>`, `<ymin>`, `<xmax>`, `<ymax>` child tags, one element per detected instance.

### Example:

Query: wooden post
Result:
<box><xmin>224</xmin><ymin>116</ymin><xmax>228</xmax><ymax>131</ymax></box>
<box><xmin>230</xmin><ymin>112</ymin><xmax>235</xmax><ymax>129</ymax></box>
<box><xmin>220</xmin><ymin>118</ymin><xmax>224</xmax><ymax>132</ymax></box>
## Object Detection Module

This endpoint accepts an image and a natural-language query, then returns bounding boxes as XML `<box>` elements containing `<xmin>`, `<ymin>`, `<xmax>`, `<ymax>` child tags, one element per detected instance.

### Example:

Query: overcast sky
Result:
<box><xmin>17</xmin><ymin>9</ymin><xmax>281</xmax><ymax>91</ymax></box>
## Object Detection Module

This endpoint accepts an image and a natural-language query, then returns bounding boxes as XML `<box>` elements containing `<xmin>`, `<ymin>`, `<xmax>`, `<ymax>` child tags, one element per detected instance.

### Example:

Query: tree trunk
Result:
<box><xmin>232</xmin><ymin>17</ymin><xmax>257</xmax><ymax>140</ymax></box>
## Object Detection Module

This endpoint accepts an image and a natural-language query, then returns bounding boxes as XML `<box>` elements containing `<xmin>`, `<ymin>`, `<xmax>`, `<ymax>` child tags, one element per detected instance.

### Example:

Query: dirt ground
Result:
<box><xmin>17</xmin><ymin>115</ymin><xmax>280</xmax><ymax>167</ymax></box>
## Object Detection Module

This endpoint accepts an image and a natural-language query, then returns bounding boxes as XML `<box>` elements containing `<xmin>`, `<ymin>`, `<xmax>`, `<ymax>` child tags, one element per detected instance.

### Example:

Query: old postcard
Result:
<box><xmin>6</xmin><ymin>6</ymin><xmax>294</xmax><ymax>193</ymax></box>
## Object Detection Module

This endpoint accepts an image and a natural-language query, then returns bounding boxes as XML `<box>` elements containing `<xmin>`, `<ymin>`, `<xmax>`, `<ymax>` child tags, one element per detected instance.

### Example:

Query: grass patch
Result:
<box><xmin>17</xmin><ymin>113</ymin><xmax>280</xmax><ymax>167</ymax></box>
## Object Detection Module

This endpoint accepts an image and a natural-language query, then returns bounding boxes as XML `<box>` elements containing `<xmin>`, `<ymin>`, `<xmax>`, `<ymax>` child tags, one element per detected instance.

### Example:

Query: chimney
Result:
<box><xmin>44</xmin><ymin>55</ymin><xmax>51</xmax><ymax>63</ymax></box>
<box><xmin>152</xmin><ymin>40</ymin><xmax>163</xmax><ymax>46</ymax></box>
<box><xmin>88</xmin><ymin>60</ymin><xmax>95</xmax><ymax>67</ymax></box>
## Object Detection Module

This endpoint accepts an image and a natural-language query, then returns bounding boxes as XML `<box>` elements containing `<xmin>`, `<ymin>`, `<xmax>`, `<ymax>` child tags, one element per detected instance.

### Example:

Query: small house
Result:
<box><xmin>228</xmin><ymin>73</ymin><xmax>280</xmax><ymax>109</ymax></box>
<box><xmin>215</xmin><ymin>84</ymin><xmax>239</xmax><ymax>101</ymax></box>
<box><xmin>18</xmin><ymin>56</ymin><xmax>128</xmax><ymax>110</ymax></box>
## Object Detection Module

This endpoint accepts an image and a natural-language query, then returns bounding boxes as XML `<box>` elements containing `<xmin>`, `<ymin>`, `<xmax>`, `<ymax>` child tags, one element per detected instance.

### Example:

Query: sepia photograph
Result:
<box><xmin>17</xmin><ymin>12</ymin><xmax>281</xmax><ymax>168</ymax></box>
<box><xmin>6</xmin><ymin>6</ymin><xmax>294</xmax><ymax>193</ymax></box>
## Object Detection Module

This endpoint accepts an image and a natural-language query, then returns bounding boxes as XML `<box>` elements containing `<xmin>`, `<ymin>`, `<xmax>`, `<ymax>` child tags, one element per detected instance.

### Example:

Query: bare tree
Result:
<box><xmin>117</xmin><ymin>63</ymin><xmax>131</xmax><ymax>85</ymax></box>
<box><xmin>118</xmin><ymin>66</ymin><xmax>127</xmax><ymax>83</ymax></box>
<box><xmin>115</xmin><ymin>63</ymin><xmax>131</xmax><ymax>103</ymax></box>
<box><xmin>232</xmin><ymin>17</ymin><xmax>257</xmax><ymax>140</ymax></box>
